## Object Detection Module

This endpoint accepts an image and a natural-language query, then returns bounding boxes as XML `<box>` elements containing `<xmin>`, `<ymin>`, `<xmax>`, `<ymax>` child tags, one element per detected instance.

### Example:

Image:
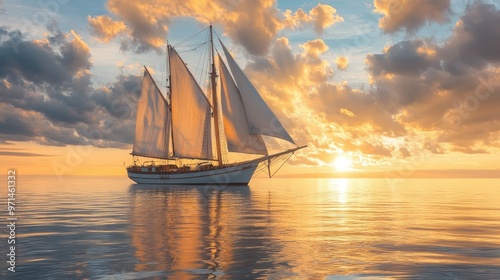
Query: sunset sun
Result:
<box><xmin>333</xmin><ymin>155</ymin><xmax>353</xmax><ymax>171</ymax></box>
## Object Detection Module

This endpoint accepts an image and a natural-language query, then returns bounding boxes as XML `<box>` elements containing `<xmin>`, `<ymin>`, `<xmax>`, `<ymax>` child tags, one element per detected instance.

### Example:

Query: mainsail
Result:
<box><xmin>219</xmin><ymin>55</ymin><xmax>268</xmax><ymax>155</ymax></box>
<box><xmin>169</xmin><ymin>47</ymin><xmax>213</xmax><ymax>160</ymax></box>
<box><xmin>132</xmin><ymin>69</ymin><xmax>170</xmax><ymax>159</ymax></box>
<box><xmin>219</xmin><ymin>40</ymin><xmax>295</xmax><ymax>145</ymax></box>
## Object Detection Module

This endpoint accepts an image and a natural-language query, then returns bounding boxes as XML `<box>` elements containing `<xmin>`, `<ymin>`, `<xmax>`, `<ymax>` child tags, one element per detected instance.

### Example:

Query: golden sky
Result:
<box><xmin>0</xmin><ymin>1</ymin><xmax>499</xmax><ymax>177</ymax></box>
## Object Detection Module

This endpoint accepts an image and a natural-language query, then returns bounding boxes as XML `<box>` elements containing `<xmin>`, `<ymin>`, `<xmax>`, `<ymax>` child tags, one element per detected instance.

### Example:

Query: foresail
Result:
<box><xmin>220</xmin><ymin>40</ymin><xmax>295</xmax><ymax>145</ymax></box>
<box><xmin>219</xmin><ymin>55</ymin><xmax>268</xmax><ymax>155</ymax></box>
<box><xmin>169</xmin><ymin>47</ymin><xmax>213</xmax><ymax>160</ymax></box>
<box><xmin>132</xmin><ymin>69</ymin><xmax>170</xmax><ymax>159</ymax></box>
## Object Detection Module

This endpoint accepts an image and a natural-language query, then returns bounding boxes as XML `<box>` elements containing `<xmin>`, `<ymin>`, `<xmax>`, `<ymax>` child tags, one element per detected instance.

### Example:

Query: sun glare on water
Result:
<box><xmin>333</xmin><ymin>155</ymin><xmax>353</xmax><ymax>171</ymax></box>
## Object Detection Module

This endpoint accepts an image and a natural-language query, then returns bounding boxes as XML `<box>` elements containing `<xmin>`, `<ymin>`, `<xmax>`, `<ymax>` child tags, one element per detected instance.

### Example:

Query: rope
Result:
<box><xmin>174</xmin><ymin>26</ymin><xmax>209</xmax><ymax>46</ymax></box>
<box><xmin>253</xmin><ymin>151</ymin><xmax>295</xmax><ymax>178</ymax></box>
<box><xmin>176</xmin><ymin>42</ymin><xmax>207</xmax><ymax>53</ymax></box>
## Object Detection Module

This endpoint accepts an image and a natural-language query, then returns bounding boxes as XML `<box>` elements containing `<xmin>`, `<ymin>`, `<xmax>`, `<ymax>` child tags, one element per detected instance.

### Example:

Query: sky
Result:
<box><xmin>0</xmin><ymin>0</ymin><xmax>499</xmax><ymax>177</ymax></box>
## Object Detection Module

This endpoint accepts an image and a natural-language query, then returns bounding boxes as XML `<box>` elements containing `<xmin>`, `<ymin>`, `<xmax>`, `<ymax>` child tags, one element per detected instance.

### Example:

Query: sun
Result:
<box><xmin>333</xmin><ymin>155</ymin><xmax>353</xmax><ymax>171</ymax></box>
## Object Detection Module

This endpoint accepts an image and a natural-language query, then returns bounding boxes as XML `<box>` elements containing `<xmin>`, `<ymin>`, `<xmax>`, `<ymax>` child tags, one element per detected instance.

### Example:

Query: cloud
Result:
<box><xmin>238</xmin><ymin>1</ymin><xmax>500</xmax><ymax>165</ymax></box>
<box><xmin>0</xmin><ymin>25</ymin><xmax>141</xmax><ymax>148</ymax></box>
<box><xmin>366</xmin><ymin>1</ymin><xmax>500</xmax><ymax>154</ymax></box>
<box><xmin>367</xmin><ymin>40</ymin><xmax>438</xmax><ymax>78</ymax></box>
<box><xmin>89</xmin><ymin>1</ymin><xmax>343</xmax><ymax>55</ymax></box>
<box><xmin>0</xmin><ymin>104</ymin><xmax>36</xmax><ymax>138</ymax></box>
<box><xmin>336</xmin><ymin>56</ymin><xmax>348</xmax><ymax>70</ymax></box>
<box><xmin>219</xmin><ymin>0</ymin><xmax>283</xmax><ymax>56</ymax></box>
<box><xmin>339</xmin><ymin>108</ymin><xmax>354</xmax><ymax>117</ymax></box>
<box><xmin>301</xmin><ymin>39</ymin><xmax>328</xmax><ymax>59</ymax></box>
<box><xmin>0</xmin><ymin>151</ymin><xmax>51</xmax><ymax>157</ymax></box>
<box><xmin>309</xmin><ymin>3</ymin><xmax>344</xmax><ymax>33</ymax></box>
<box><xmin>243</xmin><ymin>37</ymin><xmax>405</xmax><ymax>165</ymax></box>
<box><xmin>283</xmin><ymin>4</ymin><xmax>344</xmax><ymax>34</ymax></box>
<box><xmin>441</xmin><ymin>1</ymin><xmax>500</xmax><ymax>74</ymax></box>
<box><xmin>87</xmin><ymin>15</ymin><xmax>127</xmax><ymax>43</ymax></box>
<box><xmin>373</xmin><ymin>0</ymin><xmax>451</xmax><ymax>33</ymax></box>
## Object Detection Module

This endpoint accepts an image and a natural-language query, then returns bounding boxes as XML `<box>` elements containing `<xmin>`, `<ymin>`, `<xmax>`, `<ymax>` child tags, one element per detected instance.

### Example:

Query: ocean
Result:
<box><xmin>1</xmin><ymin>176</ymin><xmax>499</xmax><ymax>279</ymax></box>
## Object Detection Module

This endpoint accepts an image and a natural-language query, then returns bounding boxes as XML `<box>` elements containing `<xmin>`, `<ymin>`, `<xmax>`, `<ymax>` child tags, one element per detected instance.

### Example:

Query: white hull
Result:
<box><xmin>128</xmin><ymin>161</ymin><xmax>259</xmax><ymax>185</ymax></box>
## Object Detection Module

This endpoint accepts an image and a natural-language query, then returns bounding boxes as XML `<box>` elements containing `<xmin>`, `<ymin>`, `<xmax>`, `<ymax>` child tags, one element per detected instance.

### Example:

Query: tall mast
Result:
<box><xmin>167</xmin><ymin>45</ymin><xmax>175</xmax><ymax>158</ymax></box>
<box><xmin>210</xmin><ymin>24</ymin><xmax>223</xmax><ymax>166</ymax></box>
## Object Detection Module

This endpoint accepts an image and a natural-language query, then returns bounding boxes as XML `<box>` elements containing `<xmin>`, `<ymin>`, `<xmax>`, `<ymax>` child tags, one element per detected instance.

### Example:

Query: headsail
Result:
<box><xmin>169</xmin><ymin>46</ymin><xmax>213</xmax><ymax>160</ymax></box>
<box><xmin>219</xmin><ymin>40</ymin><xmax>295</xmax><ymax>145</ymax></box>
<box><xmin>219</xmin><ymin>55</ymin><xmax>268</xmax><ymax>155</ymax></box>
<box><xmin>132</xmin><ymin>69</ymin><xmax>171</xmax><ymax>159</ymax></box>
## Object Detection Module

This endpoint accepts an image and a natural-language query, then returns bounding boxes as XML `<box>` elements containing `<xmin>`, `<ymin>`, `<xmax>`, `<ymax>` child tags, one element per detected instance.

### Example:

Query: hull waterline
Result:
<box><xmin>127</xmin><ymin>161</ymin><xmax>259</xmax><ymax>185</ymax></box>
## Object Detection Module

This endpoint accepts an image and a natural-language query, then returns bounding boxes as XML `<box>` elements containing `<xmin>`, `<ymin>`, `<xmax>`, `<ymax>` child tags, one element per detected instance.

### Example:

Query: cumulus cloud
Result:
<box><xmin>336</xmin><ymin>56</ymin><xmax>348</xmax><ymax>70</ymax></box>
<box><xmin>283</xmin><ymin>4</ymin><xmax>343</xmax><ymax>33</ymax></box>
<box><xmin>366</xmin><ymin>1</ymin><xmax>500</xmax><ymax>154</ymax></box>
<box><xmin>88</xmin><ymin>1</ymin><xmax>343</xmax><ymax>55</ymax></box>
<box><xmin>367</xmin><ymin>40</ymin><xmax>438</xmax><ymax>78</ymax></box>
<box><xmin>236</xmin><ymin>1</ymin><xmax>500</xmax><ymax>165</ymax></box>
<box><xmin>441</xmin><ymin>1</ymin><xmax>500</xmax><ymax>74</ymax></box>
<box><xmin>87</xmin><ymin>15</ymin><xmax>127</xmax><ymax>43</ymax></box>
<box><xmin>0</xmin><ymin>25</ymin><xmax>141</xmax><ymax>148</ymax></box>
<box><xmin>373</xmin><ymin>0</ymin><xmax>451</xmax><ymax>33</ymax></box>
<box><xmin>309</xmin><ymin>3</ymin><xmax>343</xmax><ymax>33</ymax></box>
<box><xmin>301</xmin><ymin>39</ymin><xmax>328</xmax><ymax>59</ymax></box>
<box><xmin>242</xmin><ymin>37</ymin><xmax>405</xmax><ymax>165</ymax></box>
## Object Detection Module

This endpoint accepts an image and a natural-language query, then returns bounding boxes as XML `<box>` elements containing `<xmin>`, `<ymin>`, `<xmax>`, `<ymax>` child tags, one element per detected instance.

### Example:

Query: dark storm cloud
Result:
<box><xmin>0</xmin><ymin>26</ymin><xmax>8</xmax><ymax>38</ymax></box>
<box><xmin>0</xmin><ymin>25</ymin><xmax>141</xmax><ymax>148</ymax></box>
<box><xmin>369</xmin><ymin>1</ymin><xmax>500</xmax><ymax>78</ymax></box>
<box><xmin>0</xmin><ymin>103</ymin><xmax>86</xmax><ymax>146</ymax></box>
<box><xmin>0</xmin><ymin>105</ymin><xmax>36</xmax><ymax>137</ymax></box>
<box><xmin>367</xmin><ymin>40</ymin><xmax>439</xmax><ymax>77</ymax></box>
<box><xmin>441</xmin><ymin>1</ymin><xmax>500</xmax><ymax>74</ymax></box>
<box><xmin>366</xmin><ymin>1</ymin><xmax>500</xmax><ymax>153</ymax></box>
<box><xmin>0</xmin><ymin>31</ymin><xmax>70</xmax><ymax>84</ymax></box>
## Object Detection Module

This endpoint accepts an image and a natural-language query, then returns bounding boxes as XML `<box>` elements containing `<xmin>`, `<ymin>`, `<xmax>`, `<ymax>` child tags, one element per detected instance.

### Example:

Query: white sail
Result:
<box><xmin>220</xmin><ymin>41</ymin><xmax>295</xmax><ymax>144</ymax></box>
<box><xmin>132</xmin><ymin>70</ymin><xmax>170</xmax><ymax>159</ymax></box>
<box><xmin>169</xmin><ymin>47</ymin><xmax>213</xmax><ymax>160</ymax></box>
<box><xmin>219</xmin><ymin>55</ymin><xmax>268</xmax><ymax>155</ymax></box>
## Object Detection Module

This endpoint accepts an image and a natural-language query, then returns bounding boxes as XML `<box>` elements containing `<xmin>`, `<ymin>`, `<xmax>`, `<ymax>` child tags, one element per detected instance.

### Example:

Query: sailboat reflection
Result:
<box><xmin>128</xmin><ymin>184</ymin><xmax>279</xmax><ymax>279</ymax></box>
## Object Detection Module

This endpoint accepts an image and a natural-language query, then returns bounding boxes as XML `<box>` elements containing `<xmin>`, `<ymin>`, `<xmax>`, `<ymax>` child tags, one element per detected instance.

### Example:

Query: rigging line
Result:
<box><xmin>269</xmin><ymin>153</ymin><xmax>294</xmax><ymax>178</ymax></box>
<box><xmin>174</xmin><ymin>26</ymin><xmax>209</xmax><ymax>46</ymax></box>
<box><xmin>254</xmin><ymin>157</ymin><xmax>276</xmax><ymax>176</ymax></box>
<box><xmin>174</xmin><ymin>41</ymin><xmax>207</xmax><ymax>48</ymax></box>
<box><xmin>176</xmin><ymin>42</ymin><xmax>208</xmax><ymax>53</ymax></box>
<box><xmin>252</xmin><ymin>152</ymin><xmax>294</xmax><ymax>177</ymax></box>
<box><xmin>194</xmin><ymin>29</ymin><xmax>208</xmax><ymax>91</ymax></box>
<box><xmin>189</xmin><ymin>65</ymin><xmax>209</xmax><ymax>78</ymax></box>
<box><xmin>201</xmin><ymin>29</ymin><xmax>210</xmax><ymax>95</ymax></box>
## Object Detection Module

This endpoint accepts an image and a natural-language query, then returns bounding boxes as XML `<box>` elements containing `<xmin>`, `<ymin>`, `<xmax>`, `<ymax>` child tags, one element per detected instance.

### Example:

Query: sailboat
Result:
<box><xmin>126</xmin><ymin>25</ymin><xmax>306</xmax><ymax>185</ymax></box>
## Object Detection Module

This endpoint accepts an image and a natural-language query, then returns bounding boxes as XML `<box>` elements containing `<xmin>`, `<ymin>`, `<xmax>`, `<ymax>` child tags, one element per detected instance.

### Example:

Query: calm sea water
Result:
<box><xmin>1</xmin><ymin>176</ymin><xmax>500</xmax><ymax>279</ymax></box>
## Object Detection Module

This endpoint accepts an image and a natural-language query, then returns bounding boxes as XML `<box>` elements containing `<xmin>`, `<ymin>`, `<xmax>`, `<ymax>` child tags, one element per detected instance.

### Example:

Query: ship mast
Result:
<box><xmin>210</xmin><ymin>24</ymin><xmax>223</xmax><ymax>166</ymax></box>
<box><xmin>167</xmin><ymin>45</ymin><xmax>175</xmax><ymax>158</ymax></box>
